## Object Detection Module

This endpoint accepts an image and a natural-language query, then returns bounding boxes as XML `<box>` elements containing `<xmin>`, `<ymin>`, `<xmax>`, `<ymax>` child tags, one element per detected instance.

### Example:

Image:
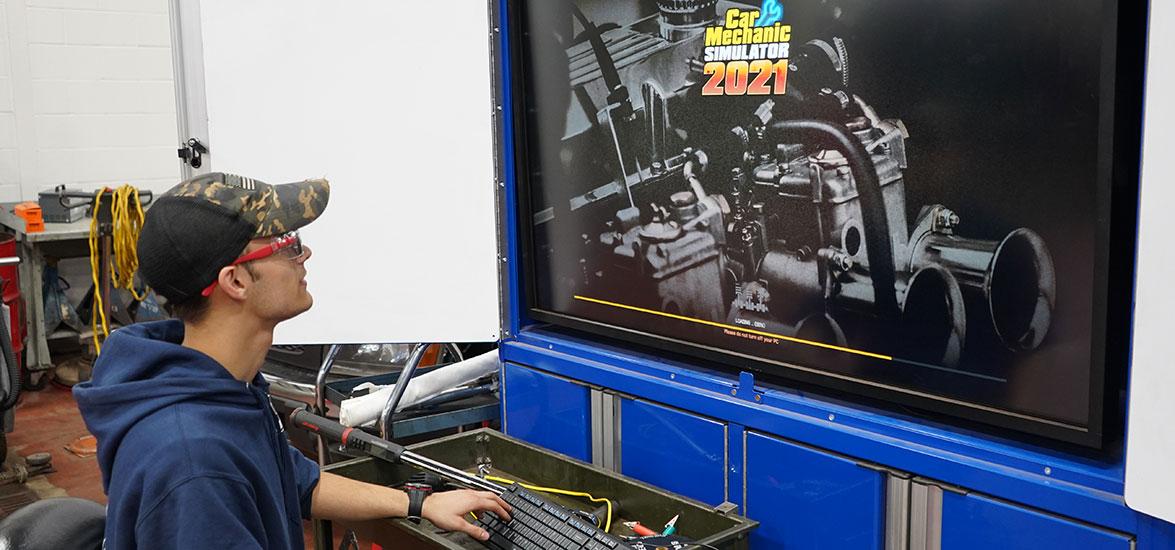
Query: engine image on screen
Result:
<box><xmin>517</xmin><ymin>0</ymin><xmax>1133</xmax><ymax>443</ymax></box>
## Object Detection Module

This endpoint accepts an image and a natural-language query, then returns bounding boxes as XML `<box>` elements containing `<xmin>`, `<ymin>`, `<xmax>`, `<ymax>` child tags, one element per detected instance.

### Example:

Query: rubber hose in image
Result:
<box><xmin>767</xmin><ymin>119</ymin><xmax>901</xmax><ymax>322</ymax></box>
<box><xmin>567</xmin><ymin>3</ymin><xmax>622</xmax><ymax>95</ymax></box>
<box><xmin>0</xmin><ymin>310</ymin><xmax>20</xmax><ymax>410</ymax></box>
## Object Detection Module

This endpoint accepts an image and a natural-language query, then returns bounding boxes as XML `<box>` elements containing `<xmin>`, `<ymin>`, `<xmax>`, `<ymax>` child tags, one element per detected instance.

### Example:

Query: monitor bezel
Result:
<box><xmin>504</xmin><ymin>0</ymin><xmax>1146</xmax><ymax>449</ymax></box>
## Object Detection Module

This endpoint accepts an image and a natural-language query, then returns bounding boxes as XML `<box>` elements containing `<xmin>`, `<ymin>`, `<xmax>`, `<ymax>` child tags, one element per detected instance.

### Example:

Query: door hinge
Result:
<box><xmin>178</xmin><ymin>137</ymin><xmax>208</xmax><ymax>168</ymax></box>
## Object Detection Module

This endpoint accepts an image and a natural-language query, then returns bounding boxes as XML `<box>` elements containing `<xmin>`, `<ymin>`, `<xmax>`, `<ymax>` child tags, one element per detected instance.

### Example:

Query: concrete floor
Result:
<box><xmin>7</xmin><ymin>381</ymin><xmax>106</xmax><ymax>506</ymax></box>
<box><xmin>5</xmin><ymin>378</ymin><xmax>360</xmax><ymax>549</ymax></box>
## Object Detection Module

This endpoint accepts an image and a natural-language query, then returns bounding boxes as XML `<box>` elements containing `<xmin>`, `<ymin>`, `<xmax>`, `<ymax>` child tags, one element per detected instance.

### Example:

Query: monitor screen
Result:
<box><xmin>509</xmin><ymin>0</ymin><xmax>1144</xmax><ymax>447</ymax></box>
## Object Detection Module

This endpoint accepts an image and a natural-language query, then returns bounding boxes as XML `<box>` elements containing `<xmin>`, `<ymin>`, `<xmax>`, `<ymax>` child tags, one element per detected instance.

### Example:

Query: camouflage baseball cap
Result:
<box><xmin>138</xmin><ymin>172</ymin><xmax>331</xmax><ymax>304</ymax></box>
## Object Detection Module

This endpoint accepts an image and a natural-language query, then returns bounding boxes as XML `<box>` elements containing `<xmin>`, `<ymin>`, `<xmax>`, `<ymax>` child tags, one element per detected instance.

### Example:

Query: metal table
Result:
<box><xmin>0</xmin><ymin>204</ymin><xmax>99</xmax><ymax>373</ymax></box>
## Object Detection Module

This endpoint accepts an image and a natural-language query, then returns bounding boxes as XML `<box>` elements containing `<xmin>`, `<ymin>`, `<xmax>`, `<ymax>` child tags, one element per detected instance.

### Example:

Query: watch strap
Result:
<box><xmin>405</xmin><ymin>482</ymin><xmax>431</xmax><ymax>524</ymax></box>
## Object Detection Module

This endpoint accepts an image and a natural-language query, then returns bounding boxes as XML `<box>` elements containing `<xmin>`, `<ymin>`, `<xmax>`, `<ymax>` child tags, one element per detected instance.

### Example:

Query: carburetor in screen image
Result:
<box><xmin>525</xmin><ymin>0</ymin><xmax>1056</xmax><ymax>371</ymax></box>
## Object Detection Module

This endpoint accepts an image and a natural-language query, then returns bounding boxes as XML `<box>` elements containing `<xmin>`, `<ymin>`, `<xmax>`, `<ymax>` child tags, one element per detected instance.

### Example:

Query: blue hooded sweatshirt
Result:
<box><xmin>73</xmin><ymin>320</ymin><xmax>320</xmax><ymax>549</ymax></box>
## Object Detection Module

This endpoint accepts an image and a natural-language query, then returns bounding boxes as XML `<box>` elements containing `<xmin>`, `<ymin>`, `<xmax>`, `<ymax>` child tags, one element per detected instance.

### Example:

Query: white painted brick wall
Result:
<box><xmin>0</xmin><ymin>1</ymin><xmax>20</xmax><ymax>201</ymax></box>
<box><xmin>0</xmin><ymin>0</ymin><xmax>179</xmax><ymax>202</ymax></box>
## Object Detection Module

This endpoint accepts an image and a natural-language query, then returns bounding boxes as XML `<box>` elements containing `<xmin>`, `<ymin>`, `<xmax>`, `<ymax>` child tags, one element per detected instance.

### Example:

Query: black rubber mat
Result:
<box><xmin>0</xmin><ymin>483</ymin><xmax>39</xmax><ymax>520</ymax></box>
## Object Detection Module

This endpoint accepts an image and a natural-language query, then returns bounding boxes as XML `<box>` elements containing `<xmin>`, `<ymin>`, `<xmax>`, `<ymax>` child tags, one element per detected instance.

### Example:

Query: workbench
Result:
<box><xmin>0</xmin><ymin>203</ymin><xmax>101</xmax><ymax>374</ymax></box>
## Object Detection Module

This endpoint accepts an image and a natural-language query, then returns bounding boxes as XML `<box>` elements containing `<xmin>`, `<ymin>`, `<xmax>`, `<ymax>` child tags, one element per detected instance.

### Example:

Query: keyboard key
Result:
<box><xmin>476</xmin><ymin>486</ymin><xmax>632</xmax><ymax>550</ymax></box>
<box><xmin>568</xmin><ymin>530</ymin><xmax>590</xmax><ymax>546</ymax></box>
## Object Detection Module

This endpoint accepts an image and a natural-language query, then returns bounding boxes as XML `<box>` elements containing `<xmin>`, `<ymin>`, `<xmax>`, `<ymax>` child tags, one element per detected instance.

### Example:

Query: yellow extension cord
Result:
<box><xmin>471</xmin><ymin>475</ymin><xmax>613</xmax><ymax>534</ymax></box>
<box><xmin>89</xmin><ymin>185</ymin><xmax>148</xmax><ymax>354</ymax></box>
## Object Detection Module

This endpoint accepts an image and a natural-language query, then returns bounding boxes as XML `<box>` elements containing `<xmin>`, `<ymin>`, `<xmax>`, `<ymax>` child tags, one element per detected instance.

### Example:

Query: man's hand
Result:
<box><xmin>312</xmin><ymin>471</ymin><xmax>512</xmax><ymax>537</ymax></box>
<box><xmin>421</xmin><ymin>489</ymin><xmax>513</xmax><ymax>541</ymax></box>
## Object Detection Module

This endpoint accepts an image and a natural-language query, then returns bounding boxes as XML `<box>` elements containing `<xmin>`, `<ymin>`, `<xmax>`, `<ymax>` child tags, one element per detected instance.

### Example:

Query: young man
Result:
<box><xmin>74</xmin><ymin>173</ymin><xmax>510</xmax><ymax>549</ymax></box>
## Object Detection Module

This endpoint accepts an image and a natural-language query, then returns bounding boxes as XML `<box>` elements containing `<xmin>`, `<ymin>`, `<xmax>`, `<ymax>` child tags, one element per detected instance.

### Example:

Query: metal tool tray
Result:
<box><xmin>323</xmin><ymin>368</ymin><xmax>499</xmax><ymax>440</ymax></box>
<box><xmin>323</xmin><ymin>428</ymin><xmax>757</xmax><ymax>549</ymax></box>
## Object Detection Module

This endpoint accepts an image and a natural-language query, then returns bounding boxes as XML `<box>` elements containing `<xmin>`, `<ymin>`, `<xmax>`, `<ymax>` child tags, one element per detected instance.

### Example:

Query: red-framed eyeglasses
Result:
<box><xmin>200</xmin><ymin>231</ymin><xmax>304</xmax><ymax>297</ymax></box>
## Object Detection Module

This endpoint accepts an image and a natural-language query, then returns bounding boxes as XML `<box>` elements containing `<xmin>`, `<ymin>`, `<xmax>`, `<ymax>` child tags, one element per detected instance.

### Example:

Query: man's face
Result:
<box><xmin>238</xmin><ymin>236</ymin><xmax>314</xmax><ymax>323</ymax></box>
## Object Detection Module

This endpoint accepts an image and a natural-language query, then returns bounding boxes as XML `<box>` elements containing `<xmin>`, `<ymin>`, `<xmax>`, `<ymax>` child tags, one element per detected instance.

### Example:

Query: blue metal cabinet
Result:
<box><xmin>497</xmin><ymin>341</ymin><xmax>1172</xmax><ymax>548</ymax></box>
<box><xmin>619</xmin><ymin>398</ymin><xmax>728</xmax><ymax>506</ymax></box>
<box><xmin>745</xmin><ymin>431</ymin><xmax>886</xmax><ymax>549</ymax></box>
<box><xmin>501</xmin><ymin>362</ymin><xmax>592</xmax><ymax>462</ymax></box>
<box><xmin>940</xmin><ymin>491</ymin><xmax>1133</xmax><ymax>550</ymax></box>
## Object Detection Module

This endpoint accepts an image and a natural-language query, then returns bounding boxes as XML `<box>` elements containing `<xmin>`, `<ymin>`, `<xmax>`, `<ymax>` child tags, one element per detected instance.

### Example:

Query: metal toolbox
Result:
<box><xmin>322</xmin><ymin>428</ymin><xmax>757</xmax><ymax>549</ymax></box>
<box><xmin>36</xmin><ymin>190</ymin><xmax>88</xmax><ymax>223</ymax></box>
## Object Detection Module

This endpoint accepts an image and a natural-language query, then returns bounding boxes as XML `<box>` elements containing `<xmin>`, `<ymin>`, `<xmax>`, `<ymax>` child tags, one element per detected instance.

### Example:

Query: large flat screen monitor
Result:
<box><xmin>509</xmin><ymin>0</ymin><xmax>1146</xmax><ymax>448</ymax></box>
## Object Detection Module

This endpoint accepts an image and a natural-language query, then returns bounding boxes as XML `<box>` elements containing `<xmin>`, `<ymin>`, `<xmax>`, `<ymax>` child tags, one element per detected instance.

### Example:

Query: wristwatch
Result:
<box><xmin>404</xmin><ymin>482</ymin><xmax>432</xmax><ymax>524</ymax></box>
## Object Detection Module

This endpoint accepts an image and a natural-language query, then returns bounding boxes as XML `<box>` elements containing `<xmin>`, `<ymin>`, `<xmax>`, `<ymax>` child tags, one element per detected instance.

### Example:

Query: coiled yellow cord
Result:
<box><xmin>89</xmin><ymin>185</ymin><xmax>148</xmax><ymax>354</ymax></box>
<box><xmin>88</xmin><ymin>191</ymin><xmax>108</xmax><ymax>353</ymax></box>
<box><xmin>111</xmin><ymin>185</ymin><xmax>147</xmax><ymax>301</ymax></box>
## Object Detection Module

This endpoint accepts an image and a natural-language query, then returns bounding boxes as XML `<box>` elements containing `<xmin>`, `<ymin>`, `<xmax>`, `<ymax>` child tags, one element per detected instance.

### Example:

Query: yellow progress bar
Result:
<box><xmin>573</xmin><ymin>295</ymin><xmax>893</xmax><ymax>361</ymax></box>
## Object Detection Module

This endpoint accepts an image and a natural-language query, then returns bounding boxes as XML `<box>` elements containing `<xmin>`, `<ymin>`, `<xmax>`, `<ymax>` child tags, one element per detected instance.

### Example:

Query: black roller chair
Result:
<box><xmin>0</xmin><ymin>497</ymin><xmax>105</xmax><ymax>550</ymax></box>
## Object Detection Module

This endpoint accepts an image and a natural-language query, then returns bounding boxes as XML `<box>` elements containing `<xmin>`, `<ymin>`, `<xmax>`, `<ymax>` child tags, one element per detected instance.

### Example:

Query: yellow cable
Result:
<box><xmin>89</xmin><ymin>185</ymin><xmax>150</xmax><ymax>355</ymax></box>
<box><xmin>110</xmin><ymin>185</ymin><xmax>147</xmax><ymax>301</ymax></box>
<box><xmin>484</xmin><ymin>475</ymin><xmax>613</xmax><ymax>533</ymax></box>
<box><xmin>88</xmin><ymin>190</ymin><xmax>108</xmax><ymax>354</ymax></box>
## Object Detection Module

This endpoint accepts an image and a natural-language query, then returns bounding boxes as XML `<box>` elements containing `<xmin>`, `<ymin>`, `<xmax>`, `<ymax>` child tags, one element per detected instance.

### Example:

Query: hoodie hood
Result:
<box><xmin>73</xmin><ymin>320</ymin><xmax>265</xmax><ymax>491</ymax></box>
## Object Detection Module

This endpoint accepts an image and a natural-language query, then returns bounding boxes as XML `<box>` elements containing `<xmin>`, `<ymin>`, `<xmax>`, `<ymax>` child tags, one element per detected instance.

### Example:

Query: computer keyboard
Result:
<box><xmin>476</xmin><ymin>483</ymin><xmax>635</xmax><ymax>550</ymax></box>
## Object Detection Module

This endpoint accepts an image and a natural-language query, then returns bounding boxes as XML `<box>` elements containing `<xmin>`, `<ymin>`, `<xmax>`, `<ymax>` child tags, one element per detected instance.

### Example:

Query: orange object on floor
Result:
<box><xmin>13</xmin><ymin>203</ymin><xmax>43</xmax><ymax>233</ymax></box>
<box><xmin>6</xmin><ymin>382</ymin><xmax>106</xmax><ymax>505</ymax></box>
<box><xmin>64</xmin><ymin>435</ymin><xmax>97</xmax><ymax>458</ymax></box>
<box><xmin>9</xmin><ymin>382</ymin><xmax>363</xmax><ymax>547</ymax></box>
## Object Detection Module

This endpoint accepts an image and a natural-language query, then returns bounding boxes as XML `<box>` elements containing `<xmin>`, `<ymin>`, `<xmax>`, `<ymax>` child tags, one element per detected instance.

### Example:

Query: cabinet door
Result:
<box><xmin>940</xmin><ymin>491</ymin><xmax>1133</xmax><ymax>550</ymax></box>
<box><xmin>745</xmin><ymin>432</ymin><xmax>886</xmax><ymax>549</ymax></box>
<box><xmin>620</xmin><ymin>399</ymin><xmax>727</xmax><ymax>506</ymax></box>
<box><xmin>501</xmin><ymin>363</ymin><xmax>592</xmax><ymax>462</ymax></box>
